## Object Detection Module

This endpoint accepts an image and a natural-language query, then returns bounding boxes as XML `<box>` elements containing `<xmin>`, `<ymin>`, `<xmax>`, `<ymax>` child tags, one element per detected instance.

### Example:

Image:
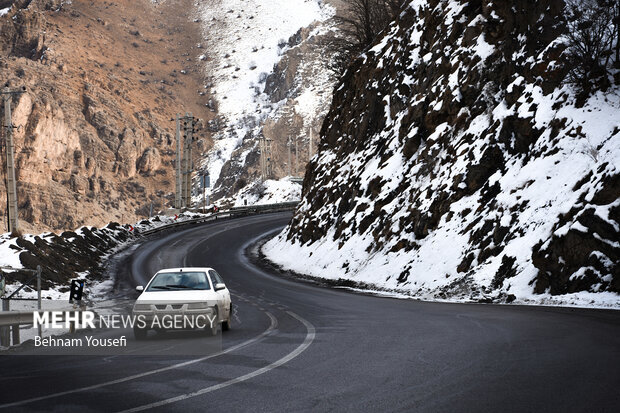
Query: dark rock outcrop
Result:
<box><xmin>272</xmin><ymin>0</ymin><xmax>619</xmax><ymax>301</ymax></box>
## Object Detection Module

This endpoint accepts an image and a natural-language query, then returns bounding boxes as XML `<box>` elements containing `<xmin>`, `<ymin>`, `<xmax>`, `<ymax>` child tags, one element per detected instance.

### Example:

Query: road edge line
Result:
<box><xmin>118</xmin><ymin>310</ymin><xmax>316</xmax><ymax>413</ymax></box>
<box><xmin>0</xmin><ymin>312</ymin><xmax>278</xmax><ymax>409</ymax></box>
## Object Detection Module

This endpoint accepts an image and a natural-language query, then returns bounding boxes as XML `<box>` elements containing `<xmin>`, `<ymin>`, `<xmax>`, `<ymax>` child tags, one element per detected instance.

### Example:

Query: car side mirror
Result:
<box><xmin>214</xmin><ymin>283</ymin><xmax>226</xmax><ymax>291</ymax></box>
<box><xmin>136</xmin><ymin>285</ymin><xmax>144</xmax><ymax>292</ymax></box>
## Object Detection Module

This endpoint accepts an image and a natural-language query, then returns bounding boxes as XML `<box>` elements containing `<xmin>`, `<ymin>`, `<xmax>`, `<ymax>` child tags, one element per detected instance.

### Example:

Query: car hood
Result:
<box><xmin>136</xmin><ymin>290</ymin><xmax>215</xmax><ymax>303</ymax></box>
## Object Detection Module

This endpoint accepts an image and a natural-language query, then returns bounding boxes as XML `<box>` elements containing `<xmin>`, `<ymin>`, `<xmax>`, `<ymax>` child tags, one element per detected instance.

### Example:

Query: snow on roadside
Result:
<box><xmin>229</xmin><ymin>177</ymin><xmax>302</xmax><ymax>207</ymax></box>
<box><xmin>0</xmin><ymin>234</ymin><xmax>24</xmax><ymax>269</ymax></box>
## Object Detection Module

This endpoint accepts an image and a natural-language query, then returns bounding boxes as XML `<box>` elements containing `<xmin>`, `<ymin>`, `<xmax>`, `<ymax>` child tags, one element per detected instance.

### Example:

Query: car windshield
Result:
<box><xmin>146</xmin><ymin>272</ymin><xmax>211</xmax><ymax>291</ymax></box>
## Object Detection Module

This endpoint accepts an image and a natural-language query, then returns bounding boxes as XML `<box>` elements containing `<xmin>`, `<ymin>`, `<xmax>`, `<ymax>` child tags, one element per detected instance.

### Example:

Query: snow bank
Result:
<box><xmin>230</xmin><ymin>177</ymin><xmax>301</xmax><ymax>207</ymax></box>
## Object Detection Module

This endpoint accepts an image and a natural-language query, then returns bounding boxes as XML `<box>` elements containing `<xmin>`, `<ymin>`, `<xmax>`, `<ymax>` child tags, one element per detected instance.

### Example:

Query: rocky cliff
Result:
<box><xmin>0</xmin><ymin>0</ymin><xmax>212</xmax><ymax>232</ymax></box>
<box><xmin>264</xmin><ymin>0</ymin><xmax>620</xmax><ymax>306</ymax></box>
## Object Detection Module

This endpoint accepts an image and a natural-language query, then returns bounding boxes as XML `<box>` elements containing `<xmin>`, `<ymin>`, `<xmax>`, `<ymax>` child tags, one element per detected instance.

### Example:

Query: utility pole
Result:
<box><xmin>173</xmin><ymin>113</ymin><xmax>197</xmax><ymax>209</ymax></box>
<box><xmin>259</xmin><ymin>137</ymin><xmax>265</xmax><ymax>179</ymax></box>
<box><xmin>294</xmin><ymin>136</ymin><xmax>298</xmax><ymax>175</ymax></box>
<box><xmin>201</xmin><ymin>173</ymin><xmax>210</xmax><ymax>214</ymax></box>
<box><xmin>183</xmin><ymin>113</ymin><xmax>194</xmax><ymax>209</ymax></box>
<box><xmin>259</xmin><ymin>136</ymin><xmax>273</xmax><ymax>181</ymax></box>
<box><xmin>259</xmin><ymin>137</ymin><xmax>265</xmax><ymax>180</ymax></box>
<box><xmin>181</xmin><ymin>116</ymin><xmax>188</xmax><ymax>208</ymax></box>
<box><xmin>174</xmin><ymin>114</ymin><xmax>182</xmax><ymax>209</ymax></box>
<box><xmin>287</xmin><ymin>137</ymin><xmax>292</xmax><ymax>176</ymax></box>
<box><xmin>267</xmin><ymin>138</ymin><xmax>273</xmax><ymax>179</ymax></box>
<box><xmin>1</xmin><ymin>85</ymin><xmax>25</xmax><ymax>233</ymax></box>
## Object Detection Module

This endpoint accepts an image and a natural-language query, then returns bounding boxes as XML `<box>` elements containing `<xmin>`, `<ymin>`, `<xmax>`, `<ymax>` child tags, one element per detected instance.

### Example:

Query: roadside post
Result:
<box><xmin>10</xmin><ymin>302</ymin><xmax>18</xmax><ymax>345</ymax></box>
<box><xmin>69</xmin><ymin>280</ymin><xmax>84</xmax><ymax>333</ymax></box>
<box><xmin>0</xmin><ymin>296</ymin><xmax>8</xmax><ymax>347</ymax></box>
<box><xmin>36</xmin><ymin>265</ymin><xmax>42</xmax><ymax>337</ymax></box>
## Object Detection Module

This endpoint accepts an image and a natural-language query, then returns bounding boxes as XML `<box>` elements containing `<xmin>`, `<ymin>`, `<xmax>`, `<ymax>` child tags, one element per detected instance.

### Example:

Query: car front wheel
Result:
<box><xmin>222</xmin><ymin>304</ymin><xmax>232</xmax><ymax>331</ymax></box>
<box><xmin>207</xmin><ymin>307</ymin><xmax>219</xmax><ymax>336</ymax></box>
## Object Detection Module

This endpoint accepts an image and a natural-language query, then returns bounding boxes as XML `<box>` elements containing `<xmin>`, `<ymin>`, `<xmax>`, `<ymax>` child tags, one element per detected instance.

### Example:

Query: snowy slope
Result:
<box><xmin>228</xmin><ymin>177</ymin><xmax>302</xmax><ymax>207</ymax></box>
<box><xmin>263</xmin><ymin>0</ymin><xmax>620</xmax><ymax>308</ymax></box>
<box><xmin>196</xmin><ymin>0</ymin><xmax>333</xmax><ymax>188</ymax></box>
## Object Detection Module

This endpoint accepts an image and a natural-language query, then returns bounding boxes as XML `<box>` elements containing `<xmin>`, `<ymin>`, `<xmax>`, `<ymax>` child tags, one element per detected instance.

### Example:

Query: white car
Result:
<box><xmin>132</xmin><ymin>267</ymin><xmax>232</xmax><ymax>340</ymax></box>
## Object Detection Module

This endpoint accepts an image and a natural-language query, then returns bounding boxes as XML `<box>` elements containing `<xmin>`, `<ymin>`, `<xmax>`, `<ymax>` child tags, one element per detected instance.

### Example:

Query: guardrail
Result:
<box><xmin>0</xmin><ymin>311</ymin><xmax>38</xmax><ymax>347</ymax></box>
<box><xmin>139</xmin><ymin>201</ymin><xmax>299</xmax><ymax>236</ymax></box>
<box><xmin>0</xmin><ymin>311</ymin><xmax>37</xmax><ymax>327</ymax></box>
<box><xmin>1</xmin><ymin>311</ymin><xmax>73</xmax><ymax>347</ymax></box>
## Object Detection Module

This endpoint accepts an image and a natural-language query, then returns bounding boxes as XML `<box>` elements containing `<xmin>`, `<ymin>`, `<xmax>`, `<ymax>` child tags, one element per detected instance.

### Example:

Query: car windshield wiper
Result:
<box><xmin>150</xmin><ymin>285</ymin><xmax>172</xmax><ymax>290</ymax></box>
<box><xmin>165</xmin><ymin>284</ymin><xmax>190</xmax><ymax>289</ymax></box>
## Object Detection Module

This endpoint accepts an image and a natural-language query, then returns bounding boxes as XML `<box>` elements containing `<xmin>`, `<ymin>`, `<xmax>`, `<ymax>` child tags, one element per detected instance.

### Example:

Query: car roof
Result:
<box><xmin>155</xmin><ymin>267</ymin><xmax>214</xmax><ymax>273</ymax></box>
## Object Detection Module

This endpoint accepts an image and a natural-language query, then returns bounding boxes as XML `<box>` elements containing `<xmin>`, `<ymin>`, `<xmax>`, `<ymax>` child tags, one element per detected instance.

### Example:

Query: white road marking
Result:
<box><xmin>118</xmin><ymin>311</ymin><xmax>316</xmax><ymax>413</ymax></box>
<box><xmin>0</xmin><ymin>312</ymin><xmax>278</xmax><ymax>410</ymax></box>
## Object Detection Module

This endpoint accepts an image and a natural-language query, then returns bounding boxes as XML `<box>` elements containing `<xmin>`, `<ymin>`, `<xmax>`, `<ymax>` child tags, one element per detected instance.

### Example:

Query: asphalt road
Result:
<box><xmin>1</xmin><ymin>212</ymin><xmax>619</xmax><ymax>412</ymax></box>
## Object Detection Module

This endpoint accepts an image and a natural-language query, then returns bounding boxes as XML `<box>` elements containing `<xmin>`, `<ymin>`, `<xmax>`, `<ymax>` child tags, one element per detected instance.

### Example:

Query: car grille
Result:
<box><xmin>154</xmin><ymin>304</ymin><xmax>185</xmax><ymax>310</ymax></box>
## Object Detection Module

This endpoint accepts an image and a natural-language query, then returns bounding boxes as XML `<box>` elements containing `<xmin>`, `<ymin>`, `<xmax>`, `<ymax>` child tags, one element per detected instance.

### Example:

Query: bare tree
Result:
<box><xmin>564</xmin><ymin>0</ymin><xmax>620</xmax><ymax>99</ymax></box>
<box><xmin>327</xmin><ymin>0</ymin><xmax>404</xmax><ymax>73</ymax></box>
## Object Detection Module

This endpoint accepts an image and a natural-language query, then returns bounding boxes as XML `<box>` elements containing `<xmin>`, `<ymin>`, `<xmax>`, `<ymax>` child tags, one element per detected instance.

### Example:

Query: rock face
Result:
<box><xmin>0</xmin><ymin>0</ymin><xmax>212</xmax><ymax>232</ymax></box>
<box><xmin>14</xmin><ymin>223</ymin><xmax>134</xmax><ymax>288</ymax></box>
<box><xmin>0</xmin><ymin>0</ymin><xmax>55</xmax><ymax>59</ymax></box>
<box><xmin>265</xmin><ymin>0</ymin><xmax>620</xmax><ymax>303</ymax></box>
<box><xmin>137</xmin><ymin>147</ymin><xmax>162</xmax><ymax>175</ymax></box>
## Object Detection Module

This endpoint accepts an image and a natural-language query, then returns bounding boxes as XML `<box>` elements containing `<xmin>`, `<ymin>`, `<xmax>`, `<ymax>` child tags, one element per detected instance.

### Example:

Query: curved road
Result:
<box><xmin>1</xmin><ymin>212</ymin><xmax>619</xmax><ymax>412</ymax></box>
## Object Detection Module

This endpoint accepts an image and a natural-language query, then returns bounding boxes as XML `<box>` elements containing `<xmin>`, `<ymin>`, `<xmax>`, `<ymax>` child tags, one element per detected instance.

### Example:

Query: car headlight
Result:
<box><xmin>133</xmin><ymin>304</ymin><xmax>151</xmax><ymax>311</ymax></box>
<box><xmin>187</xmin><ymin>302</ymin><xmax>209</xmax><ymax>310</ymax></box>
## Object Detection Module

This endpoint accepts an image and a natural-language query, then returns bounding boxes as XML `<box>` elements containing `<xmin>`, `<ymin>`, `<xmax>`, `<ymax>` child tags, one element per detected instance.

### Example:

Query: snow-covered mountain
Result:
<box><xmin>195</xmin><ymin>0</ymin><xmax>338</xmax><ymax>205</ymax></box>
<box><xmin>264</xmin><ymin>0</ymin><xmax>620</xmax><ymax>307</ymax></box>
